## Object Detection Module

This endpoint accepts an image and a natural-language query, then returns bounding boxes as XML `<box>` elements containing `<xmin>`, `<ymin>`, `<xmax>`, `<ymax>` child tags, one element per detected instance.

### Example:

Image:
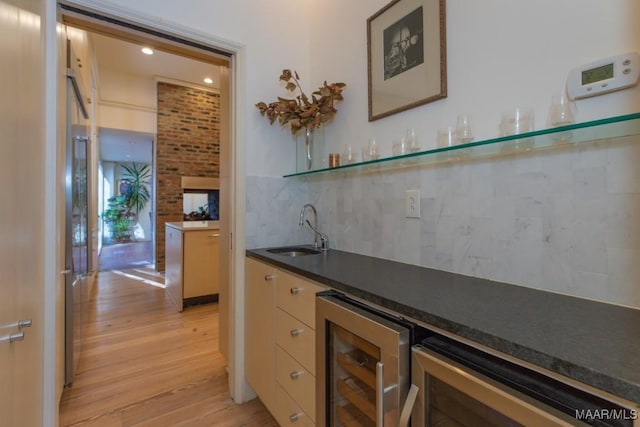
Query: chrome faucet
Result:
<box><xmin>299</xmin><ymin>203</ymin><xmax>329</xmax><ymax>250</ymax></box>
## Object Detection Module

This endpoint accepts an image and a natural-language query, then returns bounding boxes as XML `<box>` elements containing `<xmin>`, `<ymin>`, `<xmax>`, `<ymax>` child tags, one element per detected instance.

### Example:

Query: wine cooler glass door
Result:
<box><xmin>329</xmin><ymin>323</ymin><xmax>380</xmax><ymax>426</ymax></box>
<box><xmin>317</xmin><ymin>294</ymin><xmax>410</xmax><ymax>427</ymax></box>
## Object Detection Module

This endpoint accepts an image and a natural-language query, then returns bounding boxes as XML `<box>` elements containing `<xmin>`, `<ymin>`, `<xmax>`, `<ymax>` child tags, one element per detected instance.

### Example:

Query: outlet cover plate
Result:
<box><xmin>405</xmin><ymin>189</ymin><xmax>420</xmax><ymax>218</ymax></box>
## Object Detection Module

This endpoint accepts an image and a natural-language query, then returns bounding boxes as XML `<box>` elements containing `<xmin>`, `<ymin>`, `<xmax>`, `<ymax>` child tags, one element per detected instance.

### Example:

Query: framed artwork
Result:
<box><xmin>367</xmin><ymin>0</ymin><xmax>447</xmax><ymax>121</ymax></box>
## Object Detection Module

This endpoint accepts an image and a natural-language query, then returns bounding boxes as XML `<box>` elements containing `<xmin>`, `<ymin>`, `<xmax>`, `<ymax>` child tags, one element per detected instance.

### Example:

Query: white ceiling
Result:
<box><xmin>90</xmin><ymin>31</ymin><xmax>220</xmax><ymax>163</ymax></box>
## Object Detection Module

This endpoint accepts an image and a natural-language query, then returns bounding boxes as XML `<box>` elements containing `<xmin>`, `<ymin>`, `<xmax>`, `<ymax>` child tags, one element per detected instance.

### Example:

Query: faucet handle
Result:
<box><xmin>320</xmin><ymin>235</ymin><xmax>329</xmax><ymax>251</ymax></box>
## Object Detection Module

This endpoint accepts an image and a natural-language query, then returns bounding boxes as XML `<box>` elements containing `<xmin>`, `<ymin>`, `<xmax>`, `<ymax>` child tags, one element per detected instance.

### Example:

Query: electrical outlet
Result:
<box><xmin>405</xmin><ymin>189</ymin><xmax>420</xmax><ymax>218</ymax></box>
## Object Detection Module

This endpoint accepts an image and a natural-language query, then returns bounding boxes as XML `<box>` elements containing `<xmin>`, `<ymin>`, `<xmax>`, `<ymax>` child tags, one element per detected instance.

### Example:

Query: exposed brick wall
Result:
<box><xmin>156</xmin><ymin>82</ymin><xmax>220</xmax><ymax>271</ymax></box>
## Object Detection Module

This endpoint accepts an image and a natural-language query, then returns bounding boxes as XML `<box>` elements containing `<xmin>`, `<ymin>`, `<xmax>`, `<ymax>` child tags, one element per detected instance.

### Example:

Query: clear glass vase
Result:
<box><xmin>296</xmin><ymin>127</ymin><xmax>324</xmax><ymax>172</ymax></box>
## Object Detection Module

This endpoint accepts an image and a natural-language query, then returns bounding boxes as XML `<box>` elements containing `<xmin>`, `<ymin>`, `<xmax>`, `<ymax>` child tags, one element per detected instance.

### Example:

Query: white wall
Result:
<box><xmin>97</xmin><ymin>69</ymin><xmax>157</xmax><ymax>133</ymax></box>
<box><xmin>309</xmin><ymin>0</ymin><xmax>640</xmax><ymax>156</ymax></box>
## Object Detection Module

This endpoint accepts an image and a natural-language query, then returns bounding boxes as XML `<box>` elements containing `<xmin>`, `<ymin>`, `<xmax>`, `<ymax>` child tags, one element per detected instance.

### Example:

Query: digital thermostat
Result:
<box><xmin>567</xmin><ymin>52</ymin><xmax>639</xmax><ymax>100</ymax></box>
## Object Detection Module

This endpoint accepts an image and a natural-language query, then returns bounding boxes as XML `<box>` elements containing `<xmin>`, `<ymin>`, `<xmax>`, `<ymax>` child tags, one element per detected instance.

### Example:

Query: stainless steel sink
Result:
<box><xmin>266</xmin><ymin>246</ymin><xmax>321</xmax><ymax>257</ymax></box>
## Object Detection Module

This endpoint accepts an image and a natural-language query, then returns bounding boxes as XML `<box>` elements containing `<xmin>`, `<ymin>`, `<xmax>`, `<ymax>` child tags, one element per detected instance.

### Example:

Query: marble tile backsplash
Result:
<box><xmin>246</xmin><ymin>136</ymin><xmax>640</xmax><ymax>308</ymax></box>
<box><xmin>245</xmin><ymin>175</ymin><xmax>311</xmax><ymax>250</ymax></box>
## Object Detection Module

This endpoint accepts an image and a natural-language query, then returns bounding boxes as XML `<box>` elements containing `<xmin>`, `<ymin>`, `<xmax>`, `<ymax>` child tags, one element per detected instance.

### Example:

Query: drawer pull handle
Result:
<box><xmin>0</xmin><ymin>319</ymin><xmax>32</xmax><ymax>330</ymax></box>
<box><xmin>290</xmin><ymin>370</ymin><xmax>303</xmax><ymax>379</ymax></box>
<box><xmin>264</xmin><ymin>274</ymin><xmax>275</xmax><ymax>281</ymax></box>
<box><xmin>290</xmin><ymin>287</ymin><xmax>300</xmax><ymax>295</ymax></box>
<box><xmin>290</xmin><ymin>328</ymin><xmax>303</xmax><ymax>337</ymax></box>
<box><xmin>0</xmin><ymin>331</ymin><xmax>24</xmax><ymax>344</ymax></box>
<box><xmin>289</xmin><ymin>412</ymin><xmax>302</xmax><ymax>422</ymax></box>
<box><xmin>208</xmin><ymin>233</ymin><xmax>220</xmax><ymax>237</ymax></box>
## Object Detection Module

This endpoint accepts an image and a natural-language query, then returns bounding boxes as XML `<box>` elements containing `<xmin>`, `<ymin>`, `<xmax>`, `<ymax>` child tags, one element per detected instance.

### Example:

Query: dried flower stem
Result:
<box><xmin>256</xmin><ymin>69</ymin><xmax>346</xmax><ymax>136</ymax></box>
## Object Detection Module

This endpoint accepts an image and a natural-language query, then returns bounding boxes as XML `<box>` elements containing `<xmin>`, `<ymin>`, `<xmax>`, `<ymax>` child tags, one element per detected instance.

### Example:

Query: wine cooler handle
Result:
<box><xmin>376</xmin><ymin>362</ymin><xmax>384</xmax><ymax>427</ymax></box>
<box><xmin>398</xmin><ymin>384</ymin><xmax>419</xmax><ymax>427</ymax></box>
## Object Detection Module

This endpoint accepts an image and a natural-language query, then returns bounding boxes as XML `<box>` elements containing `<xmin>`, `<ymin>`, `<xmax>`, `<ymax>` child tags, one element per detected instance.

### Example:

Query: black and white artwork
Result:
<box><xmin>368</xmin><ymin>0</ymin><xmax>446</xmax><ymax>121</ymax></box>
<box><xmin>383</xmin><ymin>7</ymin><xmax>424</xmax><ymax>80</ymax></box>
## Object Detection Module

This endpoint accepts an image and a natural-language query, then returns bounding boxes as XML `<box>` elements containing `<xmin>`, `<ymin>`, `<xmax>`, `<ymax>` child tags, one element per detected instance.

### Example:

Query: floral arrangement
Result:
<box><xmin>256</xmin><ymin>69</ymin><xmax>346</xmax><ymax>135</ymax></box>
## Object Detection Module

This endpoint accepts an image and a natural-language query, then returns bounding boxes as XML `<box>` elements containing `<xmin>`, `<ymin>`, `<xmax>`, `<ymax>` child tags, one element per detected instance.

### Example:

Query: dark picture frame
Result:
<box><xmin>367</xmin><ymin>0</ymin><xmax>447</xmax><ymax>121</ymax></box>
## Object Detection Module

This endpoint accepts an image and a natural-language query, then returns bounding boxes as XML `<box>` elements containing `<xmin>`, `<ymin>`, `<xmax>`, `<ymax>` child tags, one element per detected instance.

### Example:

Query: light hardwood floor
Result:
<box><xmin>59</xmin><ymin>268</ymin><xmax>277</xmax><ymax>427</ymax></box>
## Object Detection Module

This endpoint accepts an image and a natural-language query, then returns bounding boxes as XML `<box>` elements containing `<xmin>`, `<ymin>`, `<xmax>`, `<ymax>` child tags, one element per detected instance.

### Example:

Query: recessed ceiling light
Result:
<box><xmin>203</xmin><ymin>77</ymin><xmax>213</xmax><ymax>84</ymax></box>
<box><xmin>141</xmin><ymin>47</ymin><xmax>154</xmax><ymax>55</ymax></box>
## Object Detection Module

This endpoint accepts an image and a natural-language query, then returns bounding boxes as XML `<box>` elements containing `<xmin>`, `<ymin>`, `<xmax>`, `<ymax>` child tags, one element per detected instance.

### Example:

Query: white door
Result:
<box><xmin>0</xmin><ymin>0</ymin><xmax>46</xmax><ymax>425</ymax></box>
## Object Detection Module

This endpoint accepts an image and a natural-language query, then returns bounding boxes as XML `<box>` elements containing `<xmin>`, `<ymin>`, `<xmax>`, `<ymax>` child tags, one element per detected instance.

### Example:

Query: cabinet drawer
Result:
<box><xmin>274</xmin><ymin>384</ymin><xmax>315</xmax><ymax>427</ymax></box>
<box><xmin>277</xmin><ymin>271</ymin><xmax>325</xmax><ymax>329</ymax></box>
<box><xmin>276</xmin><ymin>345</ymin><xmax>315</xmax><ymax>421</ymax></box>
<box><xmin>276</xmin><ymin>308</ymin><xmax>315</xmax><ymax>375</ymax></box>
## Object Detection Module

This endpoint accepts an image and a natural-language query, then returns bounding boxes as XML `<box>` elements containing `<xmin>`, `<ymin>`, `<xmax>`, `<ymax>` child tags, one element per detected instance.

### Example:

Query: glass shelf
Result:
<box><xmin>283</xmin><ymin>112</ymin><xmax>640</xmax><ymax>178</ymax></box>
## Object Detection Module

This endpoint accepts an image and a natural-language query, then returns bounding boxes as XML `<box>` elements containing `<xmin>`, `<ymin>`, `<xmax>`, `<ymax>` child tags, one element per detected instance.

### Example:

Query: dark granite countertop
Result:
<box><xmin>246</xmin><ymin>247</ymin><xmax>640</xmax><ymax>404</ymax></box>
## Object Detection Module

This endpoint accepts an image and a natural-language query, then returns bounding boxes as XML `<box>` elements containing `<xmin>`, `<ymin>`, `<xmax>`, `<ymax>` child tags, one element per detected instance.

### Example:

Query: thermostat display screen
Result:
<box><xmin>568</xmin><ymin>52</ymin><xmax>639</xmax><ymax>100</ymax></box>
<box><xmin>582</xmin><ymin>63</ymin><xmax>614</xmax><ymax>85</ymax></box>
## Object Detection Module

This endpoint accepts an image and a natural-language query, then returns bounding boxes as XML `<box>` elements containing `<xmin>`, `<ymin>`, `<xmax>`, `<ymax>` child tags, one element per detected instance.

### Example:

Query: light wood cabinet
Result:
<box><xmin>183</xmin><ymin>230</ymin><xmax>220</xmax><ymax>298</ymax></box>
<box><xmin>245</xmin><ymin>256</ymin><xmax>325</xmax><ymax>426</ymax></box>
<box><xmin>275</xmin><ymin>273</ymin><xmax>325</xmax><ymax>424</ymax></box>
<box><xmin>165</xmin><ymin>223</ymin><xmax>219</xmax><ymax>312</ymax></box>
<box><xmin>245</xmin><ymin>258</ymin><xmax>277</xmax><ymax>414</ymax></box>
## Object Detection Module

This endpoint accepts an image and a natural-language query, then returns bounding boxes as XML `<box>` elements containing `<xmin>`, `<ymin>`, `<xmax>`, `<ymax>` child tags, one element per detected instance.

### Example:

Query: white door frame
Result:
<box><xmin>47</xmin><ymin>0</ymin><xmax>251</xmax><ymax>418</ymax></box>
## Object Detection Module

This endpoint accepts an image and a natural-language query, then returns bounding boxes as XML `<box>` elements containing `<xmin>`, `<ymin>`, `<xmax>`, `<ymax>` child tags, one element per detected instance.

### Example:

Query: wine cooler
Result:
<box><xmin>316</xmin><ymin>291</ymin><xmax>423</xmax><ymax>427</ymax></box>
<box><xmin>408</xmin><ymin>335</ymin><xmax>639</xmax><ymax>427</ymax></box>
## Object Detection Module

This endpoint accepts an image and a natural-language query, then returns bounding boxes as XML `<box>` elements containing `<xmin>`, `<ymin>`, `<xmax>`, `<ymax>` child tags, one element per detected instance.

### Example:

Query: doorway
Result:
<box><xmin>58</xmin><ymin>0</ymin><xmax>239</xmax><ymax>403</ymax></box>
<box><xmin>98</xmin><ymin>129</ymin><xmax>154</xmax><ymax>272</ymax></box>
<box><xmin>82</xmin><ymin>27</ymin><xmax>224</xmax><ymax>273</ymax></box>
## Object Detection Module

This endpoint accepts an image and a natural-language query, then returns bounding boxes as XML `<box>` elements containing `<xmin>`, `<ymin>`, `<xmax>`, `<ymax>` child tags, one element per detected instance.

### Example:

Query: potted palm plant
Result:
<box><xmin>120</xmin><ymin>162</ymin><xmax>151</xmax><ymax>222</ymax></box>
<box><xmin>101</xmin><ymin>162</ymin><xmax>151</xmax><ymax>243</ymax></box>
